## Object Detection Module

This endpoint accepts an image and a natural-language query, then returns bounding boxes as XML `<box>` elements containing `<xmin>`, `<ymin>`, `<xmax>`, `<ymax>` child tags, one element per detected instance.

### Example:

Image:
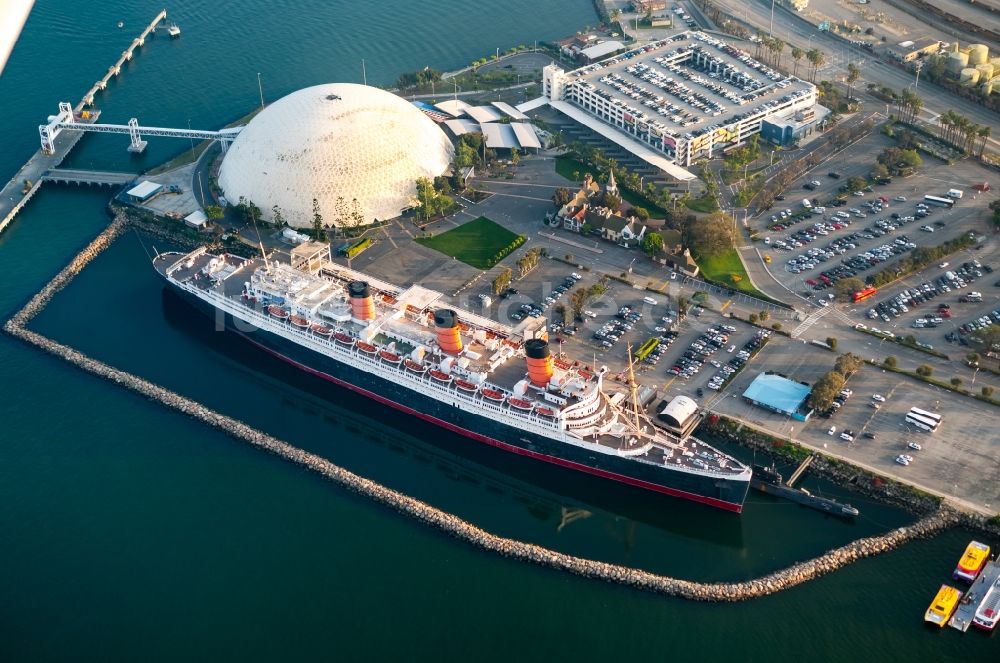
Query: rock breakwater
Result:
<box><xmin>2</xmin><ymin>217</ymin><xmax>962</xmax><ymax>601</ymax></box>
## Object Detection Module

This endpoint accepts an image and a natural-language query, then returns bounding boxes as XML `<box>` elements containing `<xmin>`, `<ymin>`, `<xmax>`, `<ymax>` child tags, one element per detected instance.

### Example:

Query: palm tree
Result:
<box><xmin>771</xmin><ymin>38</ymin><xmax>785</xmax><ymax>69</ymax></box>
<box><xmin>791</xmin><ymin>47</ymin><xmax>804</xmax><ymax>77</ymax></box>
<box><xmin>977</xmin><ymin>125</ymin><xmax>992</xmax><ymax>157</ymax></box>
<box><xmin>845</xmin><ymin>63</ymin><xmax>860</xmax><ymax>100</ymax></box>
<box><xmin>806</xmin><ymin>48</ymin><xmax>825</xmax><ymax>82</ymax></box>
<box><xmin>937</xmin><ymin>111</ymin><xmax>953</xmax><ymax>141</ymax></box>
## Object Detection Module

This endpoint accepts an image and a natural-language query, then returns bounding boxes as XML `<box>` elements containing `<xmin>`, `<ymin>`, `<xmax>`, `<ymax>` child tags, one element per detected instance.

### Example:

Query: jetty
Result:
<box><xmin>0</xmin><ymin>10</ymin><xmax>167</xmax><ymax>237</ymax></box>
<box><xmin>950</xmin><ymin>560</ymin><xmax>1000</xmax><ymax>632</ymax></box>
<box><xmin>786</xmin><ymin>455</ymin><xmax>814</xmax><ymax>488</ymax></box>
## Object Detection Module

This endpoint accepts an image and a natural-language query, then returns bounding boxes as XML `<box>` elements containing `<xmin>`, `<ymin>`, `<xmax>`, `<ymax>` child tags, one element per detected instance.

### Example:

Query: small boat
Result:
<box><xmin>925</xmin><ymin>584</ymin><xmax>962</xmax><ymax>627</ymax></box>
<box><xmin>404</xmin><ymin>359</ymin><xmax>426</xmax><ymax>373</ymax></box>
<box><xmin>334</xmin><ymin>332</ymin><xmax>354</xmax><ymax>345</ymax></box>
<box><xmin>455</xmin><ymin>379</ymin><xmax>478</xmax><ymax>392</ymax></box>
<box><xmin>356</xmin><ymin>342</ymin><xmax>377</xmax><ymax>354</ymax></box>
<box><xmin>481</xmin><ymin>388</ymin><xmax>505</xmax><ymax>401</ymax></box>
<box><xmin>267</xmin><ymin>305</ymin><xmax>289</xmax><ymax>319</ymax></box>
<box><xmin>310</xmin><ymin>324</ymin><xmax>333</xmax><ymax>336</ymax></box>
<box><xmin>429</xmin><ymin>369</ymin><xmax>452</xmax><ymax>382</ymax></box>
<box><xmin>954</xmin><ymin>541</ymin><xmax>991</xmax><ymax>583</ymax></box>
<box><xmin>536</xmin><ymin>407</ymin><xmax>556</xmax><ymax>417</ymax></box>
<box><xmin>167</xmin><ymin>23</ymin><xmax>181</xmax><ymax>37</ymax></box>
<box><xmin>554</xmin><ymin>359</ymin><xmax>572</xmax><ymax>370</ymax></box>
<box><xmin>379</xmin><ymin>350</ymin><xmax>402</xmax><ymax>363</ymax></box>
<box><xmin>973</xmin><ymin>577</ymin><xmax>1000</xmax><ymax>631</ymax></box>
<box><xmin>117</xmin><ymin>21</ymin><xmax>124</xmax><ymax>28</ymax></box>
<box><xmin>290</xmin><ymin>315</ymin><xmax>310</xmax><ymax>328</ymax></box>
<box><xmin>508</xmin><ymin>398</ymin><xmax>534</xmax><ymax>411</ymax></box>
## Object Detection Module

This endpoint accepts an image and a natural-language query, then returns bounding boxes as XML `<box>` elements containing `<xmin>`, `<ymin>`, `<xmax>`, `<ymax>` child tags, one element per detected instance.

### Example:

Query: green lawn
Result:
<box><xmin>686</xmin><ymin>195</ymin><xmax>719</xmax><ymax>213</ymax></box>
<box><xmin>696</xmin><ymin>248</ymin><xmax>766</xmax><ymax>298</ymax></box>
<box><xmin>415</xmin><ymin>216</ymin><xmax>523</xmax><ymax>269</ymax></box>
<box><xmin>553</xmin><ymin>155</ymin><xmax>668</xmax><ymax>217</ymax></box>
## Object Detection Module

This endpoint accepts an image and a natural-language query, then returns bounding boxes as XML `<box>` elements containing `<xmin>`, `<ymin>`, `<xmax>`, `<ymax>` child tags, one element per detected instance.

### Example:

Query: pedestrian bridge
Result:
<box><xmin>42</xmin><ymin>169</ymin><xmax>138</xmax><ymax>186</ymax></box>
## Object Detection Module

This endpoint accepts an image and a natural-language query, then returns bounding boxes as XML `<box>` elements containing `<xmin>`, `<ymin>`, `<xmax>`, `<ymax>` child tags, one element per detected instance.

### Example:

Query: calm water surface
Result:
<box><xmin>0</xmin><ymin>1</ymin><xmax>995</xmax><ymax>660</ymax></box>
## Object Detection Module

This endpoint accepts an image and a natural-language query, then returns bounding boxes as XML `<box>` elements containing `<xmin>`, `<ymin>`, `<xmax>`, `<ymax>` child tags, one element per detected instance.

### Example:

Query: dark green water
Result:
<box><xmin>0</xmin><ymin>2</ymin><xmax>995</xmax><ymax>660</ymax></box>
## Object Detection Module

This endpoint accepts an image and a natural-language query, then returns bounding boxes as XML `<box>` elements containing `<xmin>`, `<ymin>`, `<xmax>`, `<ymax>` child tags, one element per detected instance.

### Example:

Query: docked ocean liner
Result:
<box><xmin>153</xmin><ymin>243</ymin><xmax>751</xmax><ymax>511</ymax></box>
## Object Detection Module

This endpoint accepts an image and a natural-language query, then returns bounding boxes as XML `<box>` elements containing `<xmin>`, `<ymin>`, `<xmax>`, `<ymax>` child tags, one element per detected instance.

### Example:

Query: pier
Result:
<box><xmin>41</xmin><ymin>169</ymin><xmax>138</xmax><ymax>186</ymax></box>
<box><xmin>77</xmin><ymin>10</ymin><xmax>168</xmax><ymax>113</ymax></box>
<box><xmin>1</xmin><ymin>210</ymin><xmax>966</xmax><ymax>602</ymax></box>
<box><xmin>786</xmin><ymin>455</ymin><xmax>815</xmax><ymax>488</ymax></box>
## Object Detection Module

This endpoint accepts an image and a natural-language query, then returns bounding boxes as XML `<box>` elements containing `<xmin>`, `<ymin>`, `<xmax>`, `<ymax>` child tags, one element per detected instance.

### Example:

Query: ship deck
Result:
<box><xmin>950</xmin><ymin>561</ymin><xmax>1000</xmax><ymax>632</ymax></box>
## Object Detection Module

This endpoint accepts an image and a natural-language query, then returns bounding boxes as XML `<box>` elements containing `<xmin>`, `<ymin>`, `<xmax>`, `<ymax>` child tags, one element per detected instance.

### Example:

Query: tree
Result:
<box><xmin>686</xmin><ymin>211</ymin><xmax>735</xmax><ymax>258</ymax></box>
<box><xmin>759</xmin><ymin>310</ymin><xmax>770</xmax><ymax>322</ymax></box>
<box><xmin>834</xmin><ymin>277</ymin><xmax>866</xmax><ymax>301</ymax></box>
<box><xmin>806</xmin><ymin>48</ymin><xmax>825</xmax><ymax>82</ymax></box>
<box><xmin>982</xmin><ymin>386</ymin><xmax>995</xmax><ymax>398</ymax></box>
<box><xmin>205</xmin><ymin>205</ymin><xmax>224</xmax><ymax>220</ymax></box>
<box><xmin>966</xmin><ymin>352</ymin><xmax>981</xmax><ymax>367</ymax></box>
<box><xmin>951</xmin><ymin>377</ymin><xmax>963</xmax><ymax>388</ymax></box>
<box><xmin>552</xmin><ymin>187</ymin><xmax>572</xmax><ymax>209</ymax></box>
<box><xmin>845</xmin><ymin>176</ymin><xmax>867</xmax><ymax>194</ymax></box>
<box><xmin>845</xmin><ymin>63</ymin><xmax>860</xmax><ymax>99</ymax></box>
<box><xmin>826</xmin><ymin>337</ymin><xmax>837</xmax><ymax>350</ymax></box>
<box><xmin>791</xmin><ymin>46</ymin><xmax>804</xmax><ymax>77</ymax></box>
<box><xmin>569</xmin><ymin>288</ymin><xmax>588</xmax><ymax>320</ymax></box>
<box><xmin>632</xmin><ymin>206</ymin><xmax>650</xmax><ymax>221</ymax></box>
<box><xmin>748</xmin><ymin>313</ymin><xmax>759</xmax><ymax>324</ymax></box>
<box><xmin>808</xmin><ymin>370</ymin><xmax>846</xmax><ymax>410</ymax></box>
<box><xmin>871</xmin><ymin>162</ymin><xmax>889</xmax><ymax>179</ymax></box>
<box><xmin>311</xmin><ymin>198</ymin><xmax>326</xmax><ymax>242</ymax></box>
<box><xmin>415</xmin><ymin>177</ymin><xmax>454</xmax><ymax>221</ymax></box>
<box><xmin>270</xmin><ymin>205</ymin><xmax>285</xmax><ymax>227</ymax></box>
<box><xmin>510</xmin><ymin>148</ymin><xmax>520</xmax><ymax>166</ymax></box>
<box><xmin>916</xmin><ymin>364</ymin><xmax>933</xmax><ymax>377</ymax></box>
<box><xmin>491</xmin><ymin>268</ymin><xmax>512</xmax><ymax>295</ymax></box>
<box><xmin>553</xmin><ymin>303</ymin><xmax>570</xmax><ymax>326</ymax></box>
<box><xmin>772</xmin><ymin>322</ymin><xmax>782</xmax><ymax>331</ymax></box>
<box><xmin>348</xmin><ymin>198</ymin><xmax>366</xmax><ymax>227</ymax></box>
<box><xmin>454</xmin><ymin>141</ymin><xmax>478</xmax><ymax>169</ymax></box>
<box><xmin>641</xmin><ymin>231</ymin><xmax>663</xmax><ymax>257</ymax></box>
<box><xmin>834</xmin><ymin>353</ymin><xmax>863</xmax><ymax>377</ymax></box>
<box><xmin>883</xmin><ymin>356</ymin><xmax>897</xmax><ymax>368</ymax></box>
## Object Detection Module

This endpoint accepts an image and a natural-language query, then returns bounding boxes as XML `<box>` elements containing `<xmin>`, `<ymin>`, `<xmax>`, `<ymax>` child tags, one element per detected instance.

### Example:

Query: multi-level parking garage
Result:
<box><xmin>543</xmin><ymin>31</ymin><xmax>819</xmax><ymax>172</ymax></box>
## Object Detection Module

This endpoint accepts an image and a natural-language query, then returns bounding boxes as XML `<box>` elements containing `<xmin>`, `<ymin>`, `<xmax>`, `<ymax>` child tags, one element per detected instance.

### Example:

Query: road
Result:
<box><xmin>704</xmin><ymin>0</ymin><xmax>1000</xmax><ymax>153</ymax></box>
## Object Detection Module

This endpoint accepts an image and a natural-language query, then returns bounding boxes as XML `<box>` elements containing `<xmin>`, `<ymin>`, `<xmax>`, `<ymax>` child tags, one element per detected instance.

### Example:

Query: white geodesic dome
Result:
<box><xmin>218</xmin><ymin>83</ymin><xmax>453</xmax><ymax>228</ymax></box>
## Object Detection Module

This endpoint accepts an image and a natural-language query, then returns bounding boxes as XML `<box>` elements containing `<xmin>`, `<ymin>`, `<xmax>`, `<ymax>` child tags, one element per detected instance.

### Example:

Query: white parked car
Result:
<box><xmin>907</xmin><ymin>441</ymin><xmax>922</xmax><ymax>451</ymax></box>
<box><xmin>895</xmin><ymin>455</ymin><xmax>910</xmax><ymax>466</ymax></box>
<box><xmin>828</xmin><ymin>426</ymin><xmax>837</xmax><ymax>436</ymax></box>
<box><xmin>840</xmin><ymin>432</ymin><xmax>854</xmax><ymax>442</ymax></box>
<box><xmin>894</xmin><ymin>196</ymin><xmax>907</xmax><ymax>202</ymax></box>
<box><xmin>872</xmin><ymin>394</ymin><xmax>886</xmax><ymax>403</ymax></box>
<box><xmin>583</xmin><ymin>310</ymin><xmax>597</xmax><ymax>318</ymax></box>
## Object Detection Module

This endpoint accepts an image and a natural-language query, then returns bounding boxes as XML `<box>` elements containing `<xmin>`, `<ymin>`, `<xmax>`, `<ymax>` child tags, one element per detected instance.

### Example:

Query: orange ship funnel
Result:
<box><xmin>349</xmin><ymin>280</ymin><xmax>376</xmax><ymax>321</ymax></box>
<box><xmin>434</xmin><ymin>309</ymin><xmax>463</xmax><ymax>355</ymax></box>
<box><xmin>525</xmin><ymin>338</ymin><xmax>553</xmax><ymax>387</ymax></box>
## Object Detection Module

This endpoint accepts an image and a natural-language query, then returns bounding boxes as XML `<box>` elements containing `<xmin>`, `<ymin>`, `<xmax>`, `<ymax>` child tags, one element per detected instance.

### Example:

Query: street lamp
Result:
<box><xmin>769</xmin><ymin>0</ymin><xmax>776</xmax><ymax>37</ymax></box>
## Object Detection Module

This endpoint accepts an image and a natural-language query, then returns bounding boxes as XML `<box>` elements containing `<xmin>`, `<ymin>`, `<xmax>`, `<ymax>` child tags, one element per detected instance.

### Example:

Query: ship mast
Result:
<box><xmin>625</xmin><ymin>344</ymin><xmax>643</xmax><ymax>446</ymax></box>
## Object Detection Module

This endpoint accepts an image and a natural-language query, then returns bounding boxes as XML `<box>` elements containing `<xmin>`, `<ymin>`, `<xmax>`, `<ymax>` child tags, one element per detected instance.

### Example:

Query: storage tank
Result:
<box><xmin>968</xmin><ymin>44</ymin><xmax>989</xmax><ymax>66</ymax></box>
<box><xmin>982</xmin><ymin>80</ymin><xmax>994</xmax><ymax>96</ymax></box>
<box><xmin>975</xmin><ymin>63</ymin><xmax>994</xmax><ymax>81</ymax></box>
<box><xmin>947</xmin><ymin>51</ymin><xmax>970</xmax><ymax>75</ymax></box>
<box><xmin>960</xmin><ymin>68</ymin><xmax>981</xmax><ymax>85</ymax></box>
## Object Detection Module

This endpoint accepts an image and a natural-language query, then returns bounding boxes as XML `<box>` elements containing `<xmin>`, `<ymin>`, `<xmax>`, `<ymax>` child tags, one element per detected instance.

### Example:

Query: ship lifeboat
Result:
<box><xmin>290</xmin><ymin>315</ymin><xmax>310</xmax><ymax>328</ymax></box>
<box><xmin>454</xmin><ymin>379</ymin><xmax>478</xmax><ymax>392</ymax></box>
<box><xmin>310</xmin><ymin>324</ymin><xmax>334</xmax><ymax>336</ymax></box>
<box><xmin>481</xmin><ymin>388</ymin><xmax>505</xmax><ymax>401</ymax></box>
<box><xmin>379</xmin><ymin>350</ymin><xmax>402</xmax><ymax>364</ymax></box>
<box><xmin>554</xmin><ymin>359</ymin><xmax>572</xmax><ymax>371</ymax></box>
<box><xmin>356</xmin><ymin>342</ymin><xmax>378</xmax><ymax>354</ymax></box>
<box><xmin>267</xmin><ymin>305</ymin><xmax>289</xmax><ymax>319</ymax></box>
<box><xmin>508</xmin><ymin>398</ymin><xmax>534</xmax><ymax>411</ymax></box>
<box><xmin>536</xmin><ymin>407</ymin><xmax>556</xmax><ymax>417</ymax></box>
<box><xmin>404</xmin><ymin>359</ymin><xmax>426</xmax><ymax>373</ymax></box>
<box><xmin>579</xmin><ymin>370</ymin><xmax>593</xmax><ymax>381</ymax></box>
<box><xmin>334</xmin><ymin>332</ymin><xmax>355</xmax><ymax>345</ymax></box>
<box><xmin>429</xmin><ymin>369</ymin><xmax>452</xmax><ymax>382</ymax></box>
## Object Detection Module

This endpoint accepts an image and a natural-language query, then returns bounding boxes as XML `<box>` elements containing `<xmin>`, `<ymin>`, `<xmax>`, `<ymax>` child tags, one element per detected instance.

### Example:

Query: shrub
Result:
<box><xmin>982</xmin><ymin>386</ymin><xmax>995</xmax><ymax>397</ymax></box>
<box><xmin>772</xmin><ymin>322</ymin><xmax>782</xmax><ymax>331</ymax></box>
<box><xmin>826</xmin><ymin>337</ymin><xmax>837</xmax><ymax>350</ymax></box>
<box><xmin>883</xmin><ymin>356</ymin><xmax>897</xmax><ymax>368</ymax></box>
<box><xmin>950</xmin><ymin>377</ymin><xmax>962</xmax><ymax>387</ymax></box>
<box><xmin>916</xmin><ymin>364</ymin><xmax>933</xmax><ymax>377</ymax></box>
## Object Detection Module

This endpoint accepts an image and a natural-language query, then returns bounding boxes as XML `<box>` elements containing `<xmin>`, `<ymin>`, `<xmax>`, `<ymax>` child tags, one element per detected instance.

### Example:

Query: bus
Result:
<box><xmin>906</xmin><ymin>412</ymin><xmax>939</xmax><ymax>433</ymax></box>
<box><xmin>853</xmin><ymin>287</ymin><xmax>878</xmax><ymax>303</ymax></box>
<box><xmin>924</xmin><ymin>194</ymin><xmax>955</xmax><ymax>208</ymax></box>
<box><xmin>909</xmin><ymin>407</ymin><xmax>942</xmax><ymax>424</ymax></box>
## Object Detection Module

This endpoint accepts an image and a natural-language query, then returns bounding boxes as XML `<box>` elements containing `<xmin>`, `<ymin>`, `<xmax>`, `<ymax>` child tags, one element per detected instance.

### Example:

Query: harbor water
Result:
<box><xmin>0</xmin><ymin>1</ymin><xmax>995</xmax><ymax>659</ymax></box>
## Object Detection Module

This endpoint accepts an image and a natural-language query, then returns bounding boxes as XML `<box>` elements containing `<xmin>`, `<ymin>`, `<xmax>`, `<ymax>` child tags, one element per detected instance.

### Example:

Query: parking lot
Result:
<box><xmin>709</xmin><ymin>337</ymin><xmax>1000</xmax><ymax>512</ymax></box>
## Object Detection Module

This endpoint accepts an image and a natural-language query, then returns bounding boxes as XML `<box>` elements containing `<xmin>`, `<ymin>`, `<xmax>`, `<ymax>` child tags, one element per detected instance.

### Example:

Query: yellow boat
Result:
<box><xmin>954</xmin><ymin>540</ymin><xmax>991</xmax><ymax>583</ymax></box>
<box><xmin>925</xmin><ymin>584</ymin><xmax>962</xmax><ymax>627</ymax></box>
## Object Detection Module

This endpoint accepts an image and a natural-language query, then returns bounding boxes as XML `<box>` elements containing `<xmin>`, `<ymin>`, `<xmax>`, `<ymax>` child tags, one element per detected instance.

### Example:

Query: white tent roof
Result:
<box><xmin>481</xmin><ymin>123</ymin><xmax>519</xmax><ymax>149</ymax></box>
<box><xmin>435</xmin><ymin>99</ymin><xmax>471</xmax><ymax>117</ymax></box>
<box><xmin>444</xmin><ymin>118</ymin><xmax>480</xmax><ymax>136</ymax></box>
<box><xmin>492</xmin><ymin>101</ymin><xmax>528</xmax><ymax>121</ymax></box>
<box><xmin>464</xmin><ymin>105</ymin><xmax>505</xmax><ymax>123</ymax></box>
<box><xmin>126</xmin><ymin>180</ymin><xmax>162</xmax><ymax>198</ymax></box>
<box><xmin>549</xmin><ymin>100</ymin><xmax>696</xmax><ymax>181</ymax></box>
<box><xmin>510</xmin><ymin>123</ymin><xmax>541</xmax><ymax>149</ymax></box>
<box><xmin>580</xmin><ymin>40</ymin><xmax>625</xmax><ymax>61</ymax></box>
<box><xmin>184</xmin><ymin>209</ymin><xmax>208</xmax><ymax>227</ymax></box>
<box><xmin>516</xmin><ymin>96</ymin><xmax>548</xmax><ymax>113</ymax></box>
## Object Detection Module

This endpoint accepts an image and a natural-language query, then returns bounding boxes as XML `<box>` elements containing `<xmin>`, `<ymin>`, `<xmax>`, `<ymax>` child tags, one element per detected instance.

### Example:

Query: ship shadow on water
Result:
<box><xmin>159</xmin><ymin>287</ymin><xmax>747</xmax><ymax>553</ymax></box>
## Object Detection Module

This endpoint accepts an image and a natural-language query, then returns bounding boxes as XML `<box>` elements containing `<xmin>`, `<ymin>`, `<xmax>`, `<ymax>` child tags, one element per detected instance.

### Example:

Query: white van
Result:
<box><xmin>803</xmin><ymin>199</ymin><xmax>812</xmax><ymax>209</ymax></box>
<box><xmin>643</xmin><ymin>296</ymin><xmax>658</xmax><ymax>306</ymax></box>
<box><xmin>947</xmin><ymin>188</ymin><xmax>963</xmax><ymax>199</ymax></box>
